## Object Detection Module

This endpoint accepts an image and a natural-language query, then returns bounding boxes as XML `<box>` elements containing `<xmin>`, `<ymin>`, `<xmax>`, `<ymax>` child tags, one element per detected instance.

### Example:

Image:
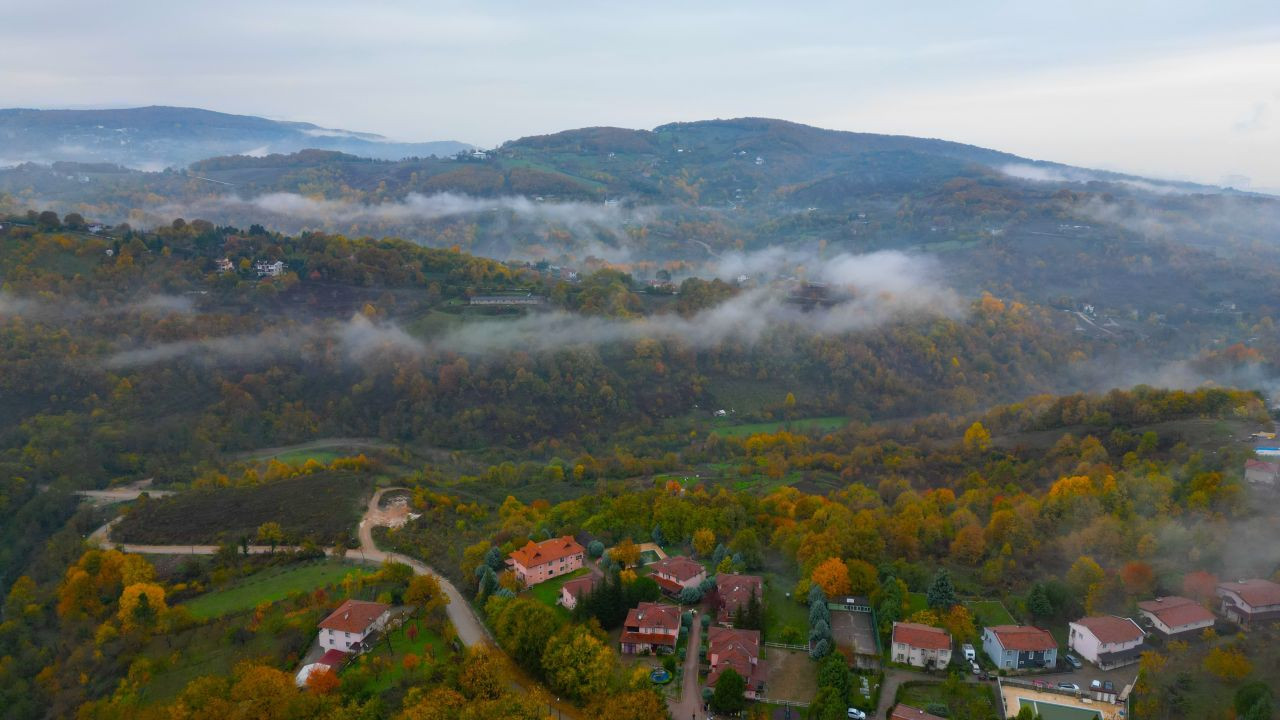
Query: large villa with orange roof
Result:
<box><xmin>507</xmin><ymin>536</ymin><xmax>585</xmax><ymax>587</ymax></box>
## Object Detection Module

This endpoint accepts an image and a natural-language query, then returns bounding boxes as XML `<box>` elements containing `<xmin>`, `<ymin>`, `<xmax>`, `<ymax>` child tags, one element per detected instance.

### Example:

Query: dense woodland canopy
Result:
<box><xmin>3</xmin><ymin>198</ymin><xmax>1280</xmax><ymax>720</ymax></box>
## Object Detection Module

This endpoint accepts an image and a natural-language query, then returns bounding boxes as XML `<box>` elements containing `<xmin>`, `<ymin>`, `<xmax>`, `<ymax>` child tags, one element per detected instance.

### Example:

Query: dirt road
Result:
<box><xmin>88</xmin><ymin>487</ymin><xmax>491</xmax><ymax>648</ymax></box>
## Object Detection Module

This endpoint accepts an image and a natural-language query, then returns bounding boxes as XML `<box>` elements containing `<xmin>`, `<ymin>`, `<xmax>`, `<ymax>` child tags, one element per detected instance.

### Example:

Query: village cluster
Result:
<box><xmin>296</xmin><ymin>529</ymin><xmax>1280</xmax><ymax>718</ymax></box>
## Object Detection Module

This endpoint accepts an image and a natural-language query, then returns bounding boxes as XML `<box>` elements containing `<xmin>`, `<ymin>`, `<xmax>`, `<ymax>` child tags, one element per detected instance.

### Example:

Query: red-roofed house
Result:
<box><xmin>620</xmin><ymin>602</ymin><xmax>682</xmax><ymax>654</ymax></box>
<box><xmin>706</xmin><ymin>627</ymin><xmax>767</xmax><ymax>699</ymax></box>
<box><xmin>1217</xmin><ymin>579</ymin><xmax>1280</xmax><ymax>625</ymax></box>
<box><xmin>318</xmin><ymin>599</ymin><xmax>392</xmax><ymax>652</ymax></box>
<box><xmin>507</xmin><ymin>536</ymin><xmax>585</xmax><ymax>587</ymax></box>
<box><xmin>715</xmin><ymin>574</ymin><xmax>763</xmax><ymax>624</ymax></box>
<box><xmin>1137</xmin><ymin>596</ymin><xmax>1215</xmax><ymax>637</ymax></box>
<box><xmin>559</xmin><ymin>573</ymin><xmax>600</xmax><ymax>610</ymax></box>
<box><xmin>1068</xmin><ymin>616</ymin><xmax>1146</xmax><ymax>669</ymax></box>
<box><xmin>981</xmin><ymin>625</ymin><xmax>1058</xmax><ymax>670</ymax></box>
<box><xmin>1245</xmin><ymin>460</ymin><xmax>1279</xmax><ymax>486</ymax></box>
<box><xmin>891</xmin><ymin>622</ymin><xmax>952</xmax><ymax>669</ymax></box>
<box><xmin>649</xmin><ymin>556</ymin><xmax>706</xmax><ymax>597</ymax></box>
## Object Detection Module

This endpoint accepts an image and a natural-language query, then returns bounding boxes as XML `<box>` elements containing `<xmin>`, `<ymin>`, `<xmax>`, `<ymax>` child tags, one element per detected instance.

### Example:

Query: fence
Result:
<box><xmin>760</xmin><ymin>697</ymin><xmax>810</xmax><ymax>709</ymax></box>
<box><xmin>764</xmin><ymin>641</ymin><xmax>810</xmax><ymax>652</ymax></box>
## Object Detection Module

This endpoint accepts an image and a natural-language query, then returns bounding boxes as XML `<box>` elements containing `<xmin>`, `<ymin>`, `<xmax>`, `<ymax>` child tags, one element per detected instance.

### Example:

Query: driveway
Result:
<box><xmin>668</xmin><ymin>615</ymin><xmax>703</xmax><ymax>720</ymax></box>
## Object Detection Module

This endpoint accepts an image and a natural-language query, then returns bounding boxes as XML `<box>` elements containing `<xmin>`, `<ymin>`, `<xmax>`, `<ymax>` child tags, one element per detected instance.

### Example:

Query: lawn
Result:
<box><xmin>712</xmin><ymin>416</ymin><xmax>850</xmax><ymax>438</ymax></box>
<box><xmin>906</xmin><ymin>592</ymin><xmax>928</xmax><ymax>615</ymax></box>
<box><xmin>269</xmin><ymin>449</ymin><xmax>342</xmax><ymax>466</ymax></box>
<box><xmin>966</xmin><ymin>600</ymin><xmax>1017</xmax><ymax>628</ymax></box>
<box><xmin>897</xmin><ymin>680</ymin><xmax>1000</xmax><ymax>720</ymax></box>
<box><xmin>358</xmin><ymin>616</ymin><xmax>451</xmax><ymax>693</ymax></box>
<box><xmin>763</xmin><ymin>573</ymin><xmax>808</xmax><ymax>642</ymax></box>
<box><xmin>527</xmin><ymin>567</ymin><xmax>591</xmax><ymax>618</ymax></box>
<box><xmin>182</xmin><ymin>560</ymin><xmax>371</xmax><ymax>619</ymax></box>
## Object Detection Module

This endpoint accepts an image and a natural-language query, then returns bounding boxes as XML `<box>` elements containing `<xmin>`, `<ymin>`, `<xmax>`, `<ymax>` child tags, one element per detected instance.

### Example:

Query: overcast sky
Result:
<box><xmin>4</xmin><ymin>0</ymin><xmax>1280</xmax><ymax>189</ymax></box>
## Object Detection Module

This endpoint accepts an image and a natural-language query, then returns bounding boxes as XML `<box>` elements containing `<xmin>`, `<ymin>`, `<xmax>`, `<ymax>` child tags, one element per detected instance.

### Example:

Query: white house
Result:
<box><xmin>891</xmin><ymin>622</ymin><xmax>952</xmax><ymax>669</ymax></box>
<box><xmin>318</xmin><ymin>599</ymin><xmax>392</xmax><ymax>653</ymax></box>
<box><xmin>215</xmin><ymin>257</ymin><xmax>235</xmax><ymax>273</ymax></box>
<box><xmin>559</xmin><ymin>573</ymin><xmax>599</xmax><ymax>610</ymax></box>
<box><xmin>254</xmin><ymin>259</ymin><xmax>285</xmax><ymax>277</ymax></box>
<box><xmin>981</xmin><ymin>625</ymin><xmax>1058</xmax><ymax>670</ymax></box>
<box><xmin>1067</xmin><ymin>616</ymin><xmax>1145</xmax><ymax>669</ymax></box>
<box><xmin>1136</xmin><ymin>596</ymin><xmax>1215</xmax><ymax>637</ymax></box>
<box><xmin>1217</xmin><ymin>579</ymin><xmax>1280</xmax><ymax>626</ymax></box>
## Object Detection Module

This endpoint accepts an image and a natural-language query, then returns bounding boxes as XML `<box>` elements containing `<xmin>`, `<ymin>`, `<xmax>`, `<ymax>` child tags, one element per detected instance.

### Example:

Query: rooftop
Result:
<box><xmin>318</xmin><ymin>599</ymin><xmax>391</xmax><ymax>634</ymax></box>
<box><xmin>1073</xmin><ymin>616</ymin><xmax>1144</xmax><ymax>644</ymax></box>
<box><xmin>893</xmin><ymin>705</ymin><xmax>948</xmax><ymax>720</ymax></box>
<box><xmin>1136</xmin><ymin>596</ymin><xmax>1215</xmax><ymax>628</ymax></box>
<box><xmin>986</xmin><ymin>625</ymin><xmax>1057</xmax><ymax>651</ymax></box>
<box><xmin>625</xmin><ymin>601</ymin><xmax>681</xmax><ymax>632</ymax></box>
<box><xmin>650</xmin><ymin>555</ymin><xmax>705</xmax><ymax>582</ymax></box>
<box><xmin>1218</xmin><ymin>579</ymin><xmax>1280</xmax><ymax>608</ymax></box>
<box><xmin>508</xmin><ymin>536</ymin><xmax>584</xmax><ymax>569</ymax></box>
<box><xmin>892</xmin><ymin>622</ymin><xmax>952</xmax><ymax>650</ymax></box>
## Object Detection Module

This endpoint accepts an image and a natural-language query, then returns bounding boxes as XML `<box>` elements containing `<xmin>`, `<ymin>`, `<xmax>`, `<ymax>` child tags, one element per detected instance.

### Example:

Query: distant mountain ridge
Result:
<box><xmin>0</xmin><ymin>106</ymin><xmax>472</xmax><ymax>168</ymax></box>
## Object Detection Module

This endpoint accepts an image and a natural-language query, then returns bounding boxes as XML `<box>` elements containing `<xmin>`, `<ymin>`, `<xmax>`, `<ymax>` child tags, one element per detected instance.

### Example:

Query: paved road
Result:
<box><xmin>88</xmin><ymin>487</ymin><xmax>492</xmax><ymax>648</ymax></box>
<box><xmin>669</xmin><ymin>615</ymin><xmax>703</xmax><ymax>720</ymax></box>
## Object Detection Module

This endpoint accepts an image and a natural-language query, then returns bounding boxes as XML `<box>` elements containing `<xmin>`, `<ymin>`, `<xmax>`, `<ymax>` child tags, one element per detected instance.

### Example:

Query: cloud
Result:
<box><xmin>100</xmin><ymin>250</ymin><xmax>962</xmax><ymax>367</ymax></box>
<box><xmin>999</xmin><ymin>163</ymin><xmax>1201</xmax><ymax>196</ymax></box>
<box><xmin>0</xmin><ymin>292</ymin><xmax>198</xmax><ymax>320</ymax></box>
<box><xmin>0</xmin><ymin>292</ymin><xmax>37</xmax><ymax>317</ymax></box>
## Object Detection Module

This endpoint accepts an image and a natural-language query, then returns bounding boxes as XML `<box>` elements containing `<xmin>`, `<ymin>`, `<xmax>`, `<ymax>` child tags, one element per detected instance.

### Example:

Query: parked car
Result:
<box><xmin>1090</xmin><ymin>680</ymin><xmax>1102</xmax><ymax>690</ymax></box>
<box><xmin>1058</xmin><ymin>682</ymin><xmax>1081</xmax><ymax>692</ymax></box>
<box><xmin>971</xmin><ymin>661</ymin><xmax>981</xmax><ymax>675</ymax></box>
<box><xmin>1064</xmin><ymin>654</ymin><xmax>1083</xmax><ymax>669</ymax></box>
<box><xmin>848</xmin><ymin>709</ymin><xmax>868</xmax><ymax>720</ymax></box>
<box><xmin>1103</xmin><ymin>681</ymin><xmax>1115</xmax><ymax>693</ymax></box>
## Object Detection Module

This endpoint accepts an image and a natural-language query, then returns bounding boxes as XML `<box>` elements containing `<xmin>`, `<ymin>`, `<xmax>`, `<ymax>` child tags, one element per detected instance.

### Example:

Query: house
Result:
<box><xmin>559</xmin><ymin>573</ymin><xmax>600</xmax><ymax>610</ymax></box>
<box><xmin>1136</xmin><ymin>596</ymin><xmax>1215</xmax><ymax>637</ymax></box>
<box><xmin>715</xmin><ymin>573</ymin><xmax>763</xmax><ymax>624</ymax></box>
<box><xmin>1244</xmin><ymin>460</ymin><xmax>1279</xmax><ymax>486</ymax></box>
<box><xmin>1067</xmin><ymin>616</ymin><xmax>1146</xmax><ymax>669</ymax></box>
<box><xmin>215</xmin><ymin>257</ymin><xmax>235</xmax><ymax>273</ymax></box>
<box><xmin>982</xmin><ymin>625</ymin><xmax>1058</xmax><ymax>670</ymax></box>
<box><xmin>649</xmin><ymin>556</ymin><xmax>706</xmax><ymax>597</ymax></box>
<box><xmin>706</xmin><ymin>627</ymin><xmax>767</xmax><ymax>699</ymax></box>
<box><xmin>891</xmin><ymin>622</ymin><xmax>952</xmax><ymax>669</ymax></box>
<box><xmin>892</xmin><ymin>705</ymin><xmax>948</xmax><ymax>720</ymax></box>
<box><xmin>254</xmin><ymin>259</ymin><xmax>284</xmax><ymax>277</ymax></box>
<box><xmin>318</xmin><ymin>599</ymin><xmax>392</xmax><ymax>653</ymax></box>
<box><xmin>1217</xmin><ymin>579</ymin><xmax>1280</xmax><ymax>625</ymax></box>
<box><xmin>507</xmin><ymin>536</ymin><xmax>585</xmax><ymax>587</ymax></box>
<box><xmin>620</xmin><ymin>602</ymin><xmax>681</xmax><ymax>654</ymax></box>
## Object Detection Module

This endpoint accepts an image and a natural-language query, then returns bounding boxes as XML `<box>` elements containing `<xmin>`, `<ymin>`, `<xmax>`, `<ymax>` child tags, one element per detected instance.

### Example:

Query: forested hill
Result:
<box><xmin>0</xmin><ymin>106</ymin><xmax>471</xmax><ymax>167</ymax></box>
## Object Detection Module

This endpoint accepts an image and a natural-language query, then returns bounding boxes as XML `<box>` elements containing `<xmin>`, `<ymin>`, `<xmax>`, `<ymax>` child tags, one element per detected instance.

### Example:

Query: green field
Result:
<box><xmin>1018</xmin><ymin>699</ymin><xmax>1101</xmax><ymax>720</ymax></box>
<box><xmin>360</xmin><ymin>617</ymin><xmax>451</xmax><ymax>693</ymax></box>
<box><xmin>527</xmin><ymin>567</ymin><xmax>591</xmax><ymax>618</ymax></box>
<box><xmin>897</xmin><ymin>680</ymin><xmax>1000</xmax><ymax>720</ymax></box>
<box><xmin>712</xmin><ymin>416</ymin><xmax>850</xmax><ymax>438</ymax></box>
<box><xmin>763</xmin><ymin>573</ymin><xmax>807</xmax><ymax>641</ymax></box>
<box><xmin>966</xmin><ymin>600</ymin><xmax>1017</xmax><ymax>628</ymax></box>
<box><xmin>182</xmin><ymin>561</ymin><xmax>370</xmax><ymax>619</ymax></box>
<box><xmin>268</xmin><ymin>449</ymin><xmax>342</xmax><ymax>465</ymax></box>
<box><xmin>906</xmin><ymin>592</ymin><xmax>928</xmax><ymax>615</ymax></box>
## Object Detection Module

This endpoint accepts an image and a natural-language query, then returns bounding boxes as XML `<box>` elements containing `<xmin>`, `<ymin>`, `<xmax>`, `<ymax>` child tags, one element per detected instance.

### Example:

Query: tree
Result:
<box><xmin>587</xmin><ymin>540</ymin><xmax>605</xmax><ymax>558</ymax></box>
<box><xmin>492</xmin><ymin>598</ymin><xmax>562</xmax><ymax>676</ymax></box>
<box><xmin>1182</xmin><ymin>570</ymin><xmax>1218</xmax><ymax>603</ymax></box>
<box><xmin>711</xmin><ymin>667</ymin><xmax>747</xmax><ymax>713</ymax></box>
<box><xmin>808</xmin><ymin>685</ymin><xmax>849</xmax><ymax>720</ymax></box>
<box><xmin>963</xmin><ymin>422</ymin><xmax>991</xmax><ymax>453</ymax></box>
<box><xmin>1027</xmin><ymin>583</ymin><xmax>1054</xmax><ymax>618</ymax></box>
<box><xmin>1120</xmin><ymin>561</ymin><xmax>1155</xmax><ymax>596</ymax></box>
<box><xmin>590</xmin><ymin>690</ymin><xmax>670</xmax><ymax>720</ymax></box>
<box><xmin>484</xmin><ymin>546</ymin><xmax>505</xmax><ymax>570</ymax></box>
<box><xmin>816</xmin><ymin>653</ymin><xmax>852</xmax><ymax>701</ymax></box>
<box><xmin>1235</xmin><ymin>682</ymin><xmax>1273</xmax><ymax>718</ymax></box>
<box><xmin>950</xmin><ymin>525</ymin><xmax>986</xmax><ymax>566</ymax></box>
<box><xmin>1067</xmin><ymin>556</ymin><xmax>1105</xmax><ymax>597</ymax></box>
<box><xmin>729</xmin><ymin>528</ymin><xmax>764</xmax><ymax>569</ymax></box>
<box><xmin>256</xmin><ymin>522</ymin><xmax>284</xmax><ymax>553</ymax></box>
<box><xmin>1204</xmin><ymin>646</ymin><xmax>1253</xmax><ymax>682</ymax></box>
<box><xmin>118</xmin><ymin>582</ymin><xmax>167</xmax><ymax>630</ymax></box>
<box><xmin>541</xmin><ymin>624</ymin><xmax>615</xmax><ymax>702</ymax></box>
<box><xmin>651</xmin><ymin>523</ymin><xmax>666</xmax><ymax>547</ymax></box>
<box><xmin>812</xmin><ymin>557</ymin><xmax>853</xmax><ymax>598</ymax></box>
<box><xmin>926</xmin><ymin>569</ymin><xmax>958</xmax><ymax>610</ymax></box>
<box><xmin>459</xmin><ymin>646</ymin><xmax>509</xmax><ymax>701</ymax></box>
<box><xmin>693</xmin><ymin>528</ymin><xmax>716</xmax><ymax>557</ymax></box>
<box><xmin>405</xmin><ymin>573</ymin><xmax>450</xmax><ymax>621</ymax></box>
<box><xmin>940</xmin><ymin>605</ymin><xmax>976</xmax><ymax>641</ymax></box>
<box><xmin>679</xmin><ymin>585</ymin><xmax>703</xmax><ymax>604</ymax></box>
<box><xmin>398</xmin><ymin>688</ymin><xmax>467</xmax><ymax>720</ymax></box>
<box><xmin>610</xmin><ymin>538</ymin><xmax>642</xmax><ymax>568</ymax></box>
<box><xmin>305</xmin><ymin>667</ymin><xmax>340</xmax><ymax>694</ymax></box>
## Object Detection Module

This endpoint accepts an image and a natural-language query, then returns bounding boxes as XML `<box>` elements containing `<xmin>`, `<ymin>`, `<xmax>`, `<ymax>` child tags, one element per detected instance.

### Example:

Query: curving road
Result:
<box><xmin>88</xmin><ymin>487</ymin><xmax>491</xmax><ymax>648</ymax></box>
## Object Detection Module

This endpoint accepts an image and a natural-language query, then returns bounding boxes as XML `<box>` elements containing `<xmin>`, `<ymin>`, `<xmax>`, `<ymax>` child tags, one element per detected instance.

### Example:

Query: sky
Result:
<box><xmin>3</xmin><ymin>0</ymin><xmax>1280</xmax><ymax>189</ymax></box>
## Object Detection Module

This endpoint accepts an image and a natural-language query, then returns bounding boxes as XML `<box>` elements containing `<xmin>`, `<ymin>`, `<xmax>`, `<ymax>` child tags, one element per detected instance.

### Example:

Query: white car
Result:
<box><xmin>848</xmin><ymin>709</ymin><xmax>868</xmax><ymax>720</ymax></box>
